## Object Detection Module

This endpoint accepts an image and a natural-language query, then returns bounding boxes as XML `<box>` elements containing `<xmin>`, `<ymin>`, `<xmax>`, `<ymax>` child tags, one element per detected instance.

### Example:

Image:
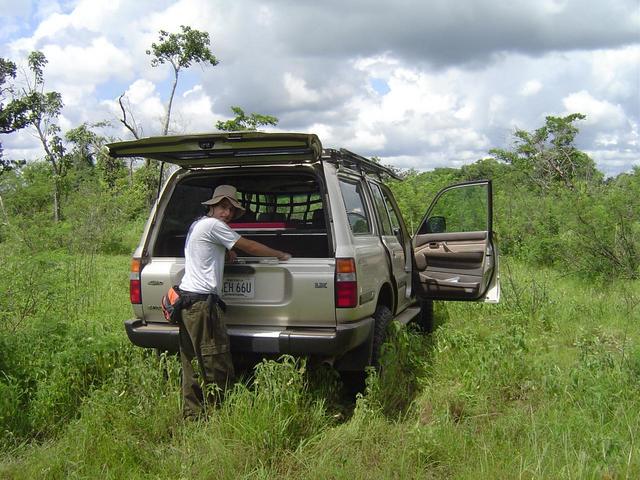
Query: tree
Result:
<box><xmin>459</xmin><ymin>157</ymin><xmax>509</xmax><ymax>182</ymax></box>
<box><xmin>0</xmin><ymin>58</ymin><xmax>30</xmax><ymax>176</ymax></box>
<box><xmin>117</xmin><ymin>25</ymin><xmax>219</xmax><ymax>189</ymax></box>
<box><xmin>65</xmin><ymin>122</ymin><xmax>115</xmax><ymax>189</ymax></box>
<box><xmin>117</xmin><ymin>93</ymin><xmax>142</xmax><ymax>140</ymax></box>
<box><xmin>146</xmin><ymin>25</ymin><xmax>219</xmax><ymax>136</ymax></box>
<box><xmin>389</xmin><ymin>167</ymin><xmax>462</xmax><ymax>234</ymax></box>
<box><xmin>490</xmin><ymin>113</ymin><xmax>601</xmax><ymax>191</ymax></box>
<box><xmin>216</xmin><ymin>106</ymin><xmax>278</xmax><ymax>131</ymax></box>
<box><xmin>65</xmin><ymin>122</ymin><xmax>109</xmax><ymax>169</ymax></box>
<box><xmin>21</xmin><ymin>51</ymin><xmax>68</xmax><ymax>221</ymax></box>
<box><xmin>65</xmin><ymin>122</ymin><xmax>126</xmax><ymax>191</ymax></box>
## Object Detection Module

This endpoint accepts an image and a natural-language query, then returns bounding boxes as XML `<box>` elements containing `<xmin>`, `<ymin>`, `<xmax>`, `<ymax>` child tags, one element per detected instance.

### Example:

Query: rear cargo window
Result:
<box><xmin>236</xmin><ymin>191</ymin><xmax>323</xmax><ymax>224</ymax></box>
<box><xmin>154</xmin><ymin>171</ymin><xmax>330</xmax><ymax>258</ymax></box>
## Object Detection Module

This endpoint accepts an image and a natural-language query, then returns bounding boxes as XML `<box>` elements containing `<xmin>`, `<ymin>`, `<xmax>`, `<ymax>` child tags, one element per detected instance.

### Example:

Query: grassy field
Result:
<box><xmin>0</xmin><ymin>252</ymin><xmax>638</xmax><ymax>479</ymax></box>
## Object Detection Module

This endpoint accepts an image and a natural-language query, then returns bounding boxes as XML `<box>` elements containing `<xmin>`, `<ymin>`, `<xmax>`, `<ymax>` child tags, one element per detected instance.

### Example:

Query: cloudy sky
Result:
<box><xmin>1</xmin><ymin>0</ymin><xmax>639</xmax><ymax>175</ymax></box>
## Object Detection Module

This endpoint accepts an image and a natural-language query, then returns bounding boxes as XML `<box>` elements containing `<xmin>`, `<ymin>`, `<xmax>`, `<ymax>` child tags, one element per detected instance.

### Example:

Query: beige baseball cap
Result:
<box><xmin>201</xmin><ymin>185</ymin><xmax>246</xmax><ymax>220</ymax></box>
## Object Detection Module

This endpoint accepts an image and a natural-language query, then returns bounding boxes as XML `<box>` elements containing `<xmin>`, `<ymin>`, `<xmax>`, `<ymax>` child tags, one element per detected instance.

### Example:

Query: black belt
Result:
<box><xmin>179</xmin><ymin>290</ymin><xmax>227</xmax><ymax>313</ymax></box>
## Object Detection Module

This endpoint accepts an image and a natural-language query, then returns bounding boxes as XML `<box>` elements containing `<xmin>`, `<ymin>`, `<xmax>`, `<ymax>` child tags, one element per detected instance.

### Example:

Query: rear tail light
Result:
<box><xmin>335</xmin><ymin>258</ymin><xmax>357</xmax><ymax>308</ymax></box>
<box><xmin>130</xmin><ymin>257</ymin><xmax>143</xmax><ymax>304</ymax></box>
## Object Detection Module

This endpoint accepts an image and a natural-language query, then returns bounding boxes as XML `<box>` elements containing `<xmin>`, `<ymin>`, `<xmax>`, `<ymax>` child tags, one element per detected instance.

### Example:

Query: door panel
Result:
<box><xmin>412</xmin><ymin>181</ymin><xmax>499</xmax><ymax>302</ymax></box>
<box><xmin>413</xmin><ymin>232</ymin><xmax>489</xmax><ymax>299</ymax></box>
<box><xmin>414</xmin><ymin>232</ymin><xmax>487</xmax><ymax>271</ymax></box>
<box><xmin>369</xmin><ymin>181</ymin><xmax>412</xmax><ymax>314</ymax></box>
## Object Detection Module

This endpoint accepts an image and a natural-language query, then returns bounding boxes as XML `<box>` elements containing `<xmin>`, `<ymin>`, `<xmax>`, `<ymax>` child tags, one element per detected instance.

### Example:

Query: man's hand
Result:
<box><xmin>226</xmin><ymin>250</ymin><xmax>238</xmax><ymax>263</ymax></box>
<box><xmin>235</xmin><ymin>237</ymin><xmax>292</xmax><ymax>261</ymax></box>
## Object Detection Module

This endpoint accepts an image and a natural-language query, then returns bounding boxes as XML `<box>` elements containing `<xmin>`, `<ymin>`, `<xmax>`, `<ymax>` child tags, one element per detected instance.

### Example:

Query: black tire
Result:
<box><xmin>371</xmin><ymin>304</ymin><xmax>392</xmax><ymax>367</ymax></box>
<box><xmin>416</xmin><ymin>299</ymin><xmax>434</xmax><ymax>333</ymax></box>
<box><xmin>339</xmin><ymin>304</ymin><xmax>392</xmax><ymax>399</ymax></box>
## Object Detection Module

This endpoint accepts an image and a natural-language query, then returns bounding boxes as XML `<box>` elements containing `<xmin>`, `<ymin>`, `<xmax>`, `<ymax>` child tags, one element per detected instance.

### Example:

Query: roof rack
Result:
<box><xmin>324</xmin><ymin>148</ymin><xmax>402</xmax><ymax>181</ymax></box>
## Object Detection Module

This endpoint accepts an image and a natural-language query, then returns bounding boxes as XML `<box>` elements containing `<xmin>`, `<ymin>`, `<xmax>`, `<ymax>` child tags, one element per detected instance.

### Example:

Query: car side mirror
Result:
<box><xmin>419</xmin><ymin>215</ymin><xmax>446</xmax><ymax>234</ymax></box>
<box><xmin>427</xmin><ymin>216</ymin><xmax>446</xmax><ymax>233</ymax></box>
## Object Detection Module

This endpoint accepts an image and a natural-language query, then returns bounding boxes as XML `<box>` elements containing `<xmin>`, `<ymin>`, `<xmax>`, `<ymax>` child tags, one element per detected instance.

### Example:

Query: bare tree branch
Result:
<box><xmin>118</xmin><ymin>93</ymin><xmax>140</xmax><ymax>140</ymax></box>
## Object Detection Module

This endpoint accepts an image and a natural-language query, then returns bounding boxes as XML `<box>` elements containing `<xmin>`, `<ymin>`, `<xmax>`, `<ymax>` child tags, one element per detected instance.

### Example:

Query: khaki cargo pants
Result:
<box><xmin>179</xmin><ymin>300</ymin><xmax>235</xmax><ymax>418</ymax></box>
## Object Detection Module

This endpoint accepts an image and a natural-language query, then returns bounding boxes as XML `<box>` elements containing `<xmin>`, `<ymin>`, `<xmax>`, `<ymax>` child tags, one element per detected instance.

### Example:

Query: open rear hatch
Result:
<box><xmin>108</xmin><ymin>131</ymin><xmax>339</xmax><ymax>332</ymax></box>
<box><xmin>107</xmin><ymin>132</ymin><xmax>323</xmax><ymax>168</ymax></box>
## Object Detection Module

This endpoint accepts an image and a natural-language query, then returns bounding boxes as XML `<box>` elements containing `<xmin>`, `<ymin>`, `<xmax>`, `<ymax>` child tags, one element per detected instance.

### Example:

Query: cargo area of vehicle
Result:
<box><xmin>155</xmin><ymin>230</ymin><xmax>329</xmax><ymax>258</ymax></box>
<box><xmin>142</xmin><ymin>168</ymin><xmax>336</xmax><ymax>328</ymax></box>
<box><xmin>152</xmin><ymin>169</ymin><xmax>332</xmax><ymax>259</ymax></box>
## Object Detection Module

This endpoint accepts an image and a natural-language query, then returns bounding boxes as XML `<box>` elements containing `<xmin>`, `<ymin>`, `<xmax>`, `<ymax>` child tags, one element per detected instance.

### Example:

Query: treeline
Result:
<box><xmin>0</xmin><ymin>137</ymin><xmax>153</xmax><ymax>254</ymax></box>
<box><xmin>389</xmin><ymin>114</ymin><xmax>640</xmax><ymax>279</ymax></box>
<box><xmin>3</xmin><ymin>25</ymin><xmax>636</xmax><ymax>279</ymax></box>
<box><xmin>0</xmin><ymin>112</ymin><xmax>638</xmax><ymax>279</ymax></box>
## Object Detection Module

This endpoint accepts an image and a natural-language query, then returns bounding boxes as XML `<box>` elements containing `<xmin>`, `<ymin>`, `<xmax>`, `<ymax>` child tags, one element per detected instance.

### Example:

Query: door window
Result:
<box><xmin>380</xmin><ymin>186</ymin><xmax>405</xmax><ymax>243</ymax></box>
<box><xmin>338</xmin><ymin>178</ymin><xmax>371</xmax><ymax>234</ymax></box>
<box><xmin>369</xmin><ymin>183</ymin><xmax>393</xmax><ymax>236</ymax></box>
<box><xmin>418</xmin><ymin>182</ymin><xmax>489</xmax><ymax>234</ymax></box>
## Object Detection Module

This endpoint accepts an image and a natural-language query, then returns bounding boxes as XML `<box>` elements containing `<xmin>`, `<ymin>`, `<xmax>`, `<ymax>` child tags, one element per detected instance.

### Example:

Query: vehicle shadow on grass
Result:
<box><xmin>155</xmin><ymin>312</ymin><xmax>444</xmax><ymax>426</ymax></box>
<box><xmin>230</xmin><ymin>311</ymin><xmax>444</xmax><ymax>424</ymax></box>
<box><xmin>338</xmin><ymin>307</ymin><xmax>446</xmax><ymax>421</ymax></box>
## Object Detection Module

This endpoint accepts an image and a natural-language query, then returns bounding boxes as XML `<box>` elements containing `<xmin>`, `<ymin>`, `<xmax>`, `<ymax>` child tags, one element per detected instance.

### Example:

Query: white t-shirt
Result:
<box><xmin>179</xmin><ymin>216</ymin><xmax>240</xmax><ymax>294</ymax></box>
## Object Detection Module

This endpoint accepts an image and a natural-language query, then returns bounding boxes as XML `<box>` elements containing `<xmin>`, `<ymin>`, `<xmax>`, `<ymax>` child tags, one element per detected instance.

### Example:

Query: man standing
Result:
<box><xmin>178</xmin><ymin>184</ymin><xmax>291</xmax><ymax>418</ymax></box>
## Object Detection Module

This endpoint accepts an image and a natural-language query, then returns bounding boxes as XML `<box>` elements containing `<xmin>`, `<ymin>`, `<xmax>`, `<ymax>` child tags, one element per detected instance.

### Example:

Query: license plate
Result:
<box><xmin>222</xmin><ymin>277</ymin><xmax>255</xmax><ymax>298</ymax></box>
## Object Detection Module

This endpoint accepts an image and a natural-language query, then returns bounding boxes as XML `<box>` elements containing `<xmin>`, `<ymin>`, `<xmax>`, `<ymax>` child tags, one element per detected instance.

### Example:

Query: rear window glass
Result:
<box><xmin>154</xmin><ymin>171</ymin><xmax>326</xmax><ymax>256</ymax></box>
<box><xmin>241</xmin><ymin>191</ymin><xmax>323</xmax><ymax>223</ymax></box>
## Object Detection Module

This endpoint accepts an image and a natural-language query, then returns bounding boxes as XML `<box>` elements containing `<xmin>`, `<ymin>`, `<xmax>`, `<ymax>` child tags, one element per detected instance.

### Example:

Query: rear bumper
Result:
<box><xmin>124</xmin><ymin>317</ymin><xmax>373</xmax><ymax>356</ymax></box>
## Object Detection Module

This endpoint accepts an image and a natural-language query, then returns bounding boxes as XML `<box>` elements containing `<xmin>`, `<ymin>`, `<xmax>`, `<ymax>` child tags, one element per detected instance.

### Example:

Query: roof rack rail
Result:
<box><xmin>324</xmin><ymin>148</ymin><xmax>402</xmax><ymax>180</ymax></box>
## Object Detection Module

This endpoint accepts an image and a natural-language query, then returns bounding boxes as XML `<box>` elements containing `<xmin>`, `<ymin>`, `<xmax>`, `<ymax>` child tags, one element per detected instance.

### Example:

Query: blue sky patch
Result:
<box><xmin>370</xmin><ymin>78</ymin><xmax>390</xmax><ymax>95</ymax></box>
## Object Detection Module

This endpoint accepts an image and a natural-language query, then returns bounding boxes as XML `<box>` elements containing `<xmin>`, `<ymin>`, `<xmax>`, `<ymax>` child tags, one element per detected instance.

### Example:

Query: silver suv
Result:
<box><xmin>108</xmin><ymin>132</ymin><xmax>499</xmax><ymax>371</ymax></box>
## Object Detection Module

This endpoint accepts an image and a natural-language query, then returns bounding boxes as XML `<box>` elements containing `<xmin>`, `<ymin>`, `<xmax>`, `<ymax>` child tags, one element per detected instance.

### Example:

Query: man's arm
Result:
<box><xmin>234</xmin><ymin>237</ymin><xmax>291</xmax><ymax>261</ymax></box>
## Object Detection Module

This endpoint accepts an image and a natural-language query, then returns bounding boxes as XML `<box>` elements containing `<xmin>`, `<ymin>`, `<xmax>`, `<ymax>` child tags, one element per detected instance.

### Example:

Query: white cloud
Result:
<box><xmin>256</xmin><ymin>5</ymin><xmax>274</xmax><ymax>26</ymax></box>
<box><xmin>42</xmin><ymin>36</ymin><xmax>133</xmax><ymax>85</ymax></box>
<box><xmin>487</xmin><ymin>95</ymin><xmax>507</xmax><ymax>125</ymax></box>
<box><xmin>585</xmin><ymin>149</ymin><xmax>640</xmax><ymax>176</ymax></box>
<box><xmin>100</xmin><ymin>79</ymin><xmax>166</xmax><ymax>137</ymax></box>
<box><xmin>562</xmin><ymin>90</ymin><xmax>626</xmax><ymax>127</ymax></box>
<box><xmin>349</xmin><ymin>130</ymin><xmax>387</xmax><ymax>152</ymax></box>
<box><xmin>32</xmin><ymin>12</ymin><xmax>71</xmax><ymax>40</ymax></box>
<box><xmin>454</xmin><ymin>104</ymin><xmax>474</xmax><ymax>121</ymax></box>
<box><xmin>539</xmin><ymin>0</ymin><xmax>568</xmax><ymax>15</ymax></box>
<box><xmin>171</xmin><ymin>90</ymin><xmax>217</xmax><ymax>133</ymax></box>
<box><xmin>183</xmin><ymin>84</ymin><xmax>203</xmax><ymax>97</ymax></box>
<box><xmin>594</xmin><ymin>133</ymin><xmax>619</xmax><ymax>147</ymax></box>
<box><xmin>304</xmin><ymin>123</ymin><xmax>334</xmax><ymax>144</ymax></box>
<box><xmin>283</xmin><ymin>73</ymin><xmax>321</xmax><ymax>105</ymax></box>
<box><xmin>0</xmin><ymin>0</ymin><xmax>32</xmax><ymax>16</ymax></box>
<box><xmin>127</xmin><ymin>79</ymin><xmax>159</xmax><ymax>104</ymax></box>
<box><xmin>67</xmin><ymin>0</ymin><xmax>124</xmax><ymax>32</ymax></box>
<box><xmin>589</xmin><ymin>45</ymin><xmax>640</xmax><ymax>98</ymax></box>
<box><xmin>1</xmin><ymin>0</ymin><xmax>638</xmax><ymax>177</ymax></box>
<box><xmin>384</xmin><ymin>68</ymin><xmax>457</xmax><ymax>117</ymax></box>
<box><xmin>520</xmin><ymin>79</ymin><xmax>543</xmax><ymax>96</ymax></box>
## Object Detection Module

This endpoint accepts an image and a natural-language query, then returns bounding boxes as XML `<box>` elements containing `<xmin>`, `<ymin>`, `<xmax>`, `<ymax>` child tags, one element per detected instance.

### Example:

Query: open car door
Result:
<box><xmin>412</xmin><ymin>180</ymin><xmax>500</xmax><ymax>303</ymax></box>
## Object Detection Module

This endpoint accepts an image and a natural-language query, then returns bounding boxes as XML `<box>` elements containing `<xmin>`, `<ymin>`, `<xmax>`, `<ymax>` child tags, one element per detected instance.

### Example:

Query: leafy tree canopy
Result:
<box><xmin>147</xmin><ymin>25</ymin><xmax>218</xmax><ymax>71</ymax></box>
<box><xmin>489</xmin><ymin>113</ymin><xmax>602</xmax><ymax>191</ymax></box>
<box><xmin>1</xmin><ymin>58</ymin><xmax>31</xmax><ymax>175</ymax></box>
<box><xmin>216</xmin><ymin>106</ymin><xmax>278</xmax><ymax>131</ymax></box>
<box><xmin>145</xmin><ymin>25</ymin><xmax>219</xmax><ymax>136</ymax></box>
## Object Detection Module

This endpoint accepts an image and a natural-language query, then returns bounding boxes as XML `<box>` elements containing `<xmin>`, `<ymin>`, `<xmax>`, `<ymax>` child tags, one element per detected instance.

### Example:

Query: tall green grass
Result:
<box><xmin>0</xmin><ymin>247</ymin><xmax>133</xmax><ymax>446</ymax></box>
<box><xmin>1</xmin><ymin>256</ymin><xmax>638</xmax><ymax>478</ymax></box>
